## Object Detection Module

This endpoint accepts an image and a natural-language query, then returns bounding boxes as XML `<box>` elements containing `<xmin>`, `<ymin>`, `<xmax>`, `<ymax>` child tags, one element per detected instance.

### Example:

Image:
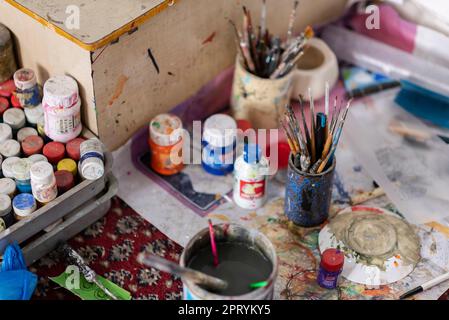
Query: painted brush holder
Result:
<box><xmin>231</xmin><ymin>56</ymin><xmax>293</xmax><ymax>130</ymax></box>
<box><xmin>285</xmin><ymin>154</ymin><xmax>336</xmax><ymax>227</ymax></box>
<box><xmin>180</xmin><ymin>223</ymin><xmax>278</xmax><ymax>300</ymax></box>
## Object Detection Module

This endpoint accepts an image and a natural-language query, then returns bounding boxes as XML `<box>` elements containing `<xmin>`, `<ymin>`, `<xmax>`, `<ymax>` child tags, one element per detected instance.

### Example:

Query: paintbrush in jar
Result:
<box><xmin>286</xmin><ymin>0</ymin><xmax>300</xmax><ymax>46</ymax></box>
<box><xmin>308</xmin><ymin>88</ymin><xmax>316</xmax><ymax>164</ymax></box>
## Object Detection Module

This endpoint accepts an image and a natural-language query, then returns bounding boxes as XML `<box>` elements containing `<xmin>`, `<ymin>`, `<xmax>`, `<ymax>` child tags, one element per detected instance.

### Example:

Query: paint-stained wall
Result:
<box><xmin>93</xmin><ymin>0</ymin><xmax>347</xmax><ymax>150</ymax></box>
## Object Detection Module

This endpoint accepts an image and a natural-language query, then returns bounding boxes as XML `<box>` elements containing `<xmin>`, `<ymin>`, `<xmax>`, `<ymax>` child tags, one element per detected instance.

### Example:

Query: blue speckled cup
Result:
<box><xmin>284</xmin><ymin>155</ymin><xmax>336</xmax><ymax>227</ymax></box>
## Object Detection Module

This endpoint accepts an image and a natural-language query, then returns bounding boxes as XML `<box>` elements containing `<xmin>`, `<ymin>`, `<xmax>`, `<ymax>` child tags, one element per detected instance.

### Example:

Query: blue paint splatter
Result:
<box><xmin>333</xmin><ymin>172</ymin><xmax>350</xmax><ymax>204</ymax></box>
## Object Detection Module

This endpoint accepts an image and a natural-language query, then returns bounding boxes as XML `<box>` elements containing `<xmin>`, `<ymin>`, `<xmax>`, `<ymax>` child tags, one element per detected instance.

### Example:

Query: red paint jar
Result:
<box><xmin>22</xmin><ymin>135</ymin><xmax>44</xmax><ymax>156</ymax></box>
<box><xmin>66</xmin><ymin>137</ymin><xmax>86</xmax><ymax>161</ymax></box>
<box><xmin>317</xmin><ymin>248</ymin><xmax>345</xmax><ymax>289</ymax></box>
<box><xmin>43</xmin><ymin>141</ymin><xmax>66</xmax><ymax>165</ymax></box>
<box><xmin>0</xmin><ymin>97</ymin><xmax>9</xmax><ymax>115</ymax></box>
<box><xmin>148</xmin><ymin>114</ymin><xmax>184</xmax><ymax>176</ymax></box>
<box><xmin>55</xmin><ymin>170</ymin><xmax>75</xmax><ymax>194</ymax></box>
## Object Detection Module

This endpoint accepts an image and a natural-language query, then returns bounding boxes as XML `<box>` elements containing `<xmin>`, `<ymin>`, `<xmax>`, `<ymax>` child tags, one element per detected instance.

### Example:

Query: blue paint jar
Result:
<box><xmin>201</xmin><ymin>114</ymin><xmax>237</xmax><ymax>176</ymax></box>
<box><xmin>285</xmin><ymin>154</ymin><xmax>336</xmax><ymax>227</ymax></box>
<box><xmin>317</xmin><ymin>248</ymin><xmax>344</xmax><ymax>289</ymax></box>
<box><xmin>12</xmin><ymin>159</ymin><xmax>33</xmax><ymax>194</ymax></box>
<box><xmin>13</xmin><ymin>68</ymin><xmax>42</xmax><ymax>108</ymax></box>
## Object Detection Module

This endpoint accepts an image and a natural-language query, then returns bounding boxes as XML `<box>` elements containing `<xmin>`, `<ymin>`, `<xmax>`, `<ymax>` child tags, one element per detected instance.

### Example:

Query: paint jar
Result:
<box><xmin>3</xmin><ymin>108</ymin><xmax>26</xmax><ymax>132</ymax></box>
<box><xmin>180</xmin><ymin>223</ymin><xmax>278</xmax><ymax>300</ymax></box>
<box><xmin>202</xmin><ymin>114</ymin><xmax>237</xmax><ymax>176</ymax></box>
<box><xmin>0</xmin><ymin>139</ymin><xmax>21</xmax><ymax>158</ymax></box>
<box><xmin>43</xmin><ymin>141</ymin><xmax>65</xmax><ymax>165</ymax></box>
<box><xmin>43</xmin><ymin>75</ymin><xmax>82</xmax><ymax>143</ymax></box>
<box><xmin>0</xmin><ymin>177</ymin><xmax>16</xmax><ymax>198</ymax></box>
<box><xmin>284</xmin><ymin>155</ymin><xmax>336</xmax><ymax>227</ymax></box>
<box><xmin>66</xmin><ymin>137</ymin><xmax>86</xmax><ymax>161</ymax></box>
<box><xmin>0</xmin><ymin>123</ymin><xmax>12</xmax><ymax>144</ymax></box>
<box><xmin>17</xmin><ymin>127</ymin><xmax>38</xmax><ymax>143</ymax></box>
<box><xmin>149</xmin><ymin>114</ymin><xmax>184</xmax><ymax>176</ymax></box>
<box><xmin>24</xmin><ymin>104</ymin><xmax>44</xmax><ymax>128</ymax></box>
<box><xmin>230</xmin><ymin>56</ymin><xmax>294</xmax><ymax>129</ymax></box>
<box><xmin>0</xmin><ymin>193</ymin><xmax>13</xmax><ymax>228</ymax></box>
<box><xmin>12</xmin><ymin>158</ymin><xmax>33</xmax><ymax>193</ymax></box>
<box><xmin>13</xmin><ymin>68</ymin><xmax>42</xmax><ymax>108</ymax></box>
<box><xmin>233</xmin><ymin>142</ymin><xmax>269</xmax><ymax>210</ymax></box>
<box><xmin>2</xmin><ymin>156</ymin><xmax>20</xmax><ymax>179</ymax></box>
<box><xmin>317</xmin><ymin>248</ymin><xmax>345</xmax><ymax>289</ymax></box>
<box><xmin>30</xmin><ymin>161</ymin><xmax>58</xmax><ymax>204</ymax></box>
<box><xmin>28</xmin><ymin>154</ymin><xmax>48</xmax><ymax>164</ymax></box>
<box><xmin>55</xmin><ymin>170</ymin><xmax>75</xmax><ymax>194</ymax></box>
<box><xmin>13</xmin><ymin>193</ymin><xmax>36</xmax><ymax>220</ymax></box>
<box><xmin>22</xmin><ymin>135</ymin><xmax>44</xmax><ymax>157</ymax></box>
<box><xmin>0</xmin><ymin>24</ymin><xmax>17</xmax><ymax>83</ymax></box>
<box><xmin>57</xmin><ymin>158</ymin><xmax>77</xmax><ymax>176</ymax></box>
<box><xmin>0</xmin><ymin>97</ymin><xmax>9</xmax><ymax>115</ymax></box>
<box><xmin>79</xmin><ymin>138</ymin><xmax>105</xmax><ymax>180</ymax></box>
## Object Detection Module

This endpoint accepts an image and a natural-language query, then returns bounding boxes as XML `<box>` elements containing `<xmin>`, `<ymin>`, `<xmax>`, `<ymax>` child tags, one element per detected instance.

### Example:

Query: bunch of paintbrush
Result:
<box><xmin>281</xmin><ymin>83</ymin><xmax>353</xmax><ymax>174</ymax></box>
<box><xmin>230</xmin><ymin>0</ymin><xmax>314</xmax><ymax>79</ymax></box>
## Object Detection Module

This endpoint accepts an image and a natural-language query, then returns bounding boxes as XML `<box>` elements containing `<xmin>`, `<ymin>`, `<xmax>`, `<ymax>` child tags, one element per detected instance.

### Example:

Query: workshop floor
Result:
<box><xmin>29</xmin><ymin>197</ymin><xmax>449</xmax><ymax>300</ymax></box>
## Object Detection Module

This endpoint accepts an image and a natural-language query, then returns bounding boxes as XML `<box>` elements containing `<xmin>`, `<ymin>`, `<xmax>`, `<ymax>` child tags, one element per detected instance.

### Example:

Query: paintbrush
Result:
<box><xmin>229</xmin><ymin>20</ymin><xmax>255</xmax><ymax>72</ymax></box>
<box><xmin>315</xmin><ymin>112</ymin><xmax>327</xmax><ymax>158</ymax></box>
<box><xmin>308</xmin><ymin>88</ymin><xmax>316</xmax><ymax>164</ymax></box>
<box><xmin>299</xmin><ymin>95</ymin><xmax>312</xmax><ymax>156</ymax></box>
<box><xmin>137</xmin><ymin>253</ymin><xmax>228</xmax><ymax>292</ymax></box>
<box><xmin>260</xmin><ymin>0</ymin><xmax>267</xmax><ymax>39</ymax></box>
<box><xmin>208</xmin><ymin>219</ymin><xmax>219</xmax><ymax>267</ymax></box>
<box><xmin>286</xmin><ymin>0</ymin><xmax>300</xmax><ymax>46</ymax></box>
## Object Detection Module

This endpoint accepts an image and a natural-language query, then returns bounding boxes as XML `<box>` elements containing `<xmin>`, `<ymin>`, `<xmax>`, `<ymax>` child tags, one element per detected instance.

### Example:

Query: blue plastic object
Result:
<box><xmin>0</xmin><ymin>243</ymin><xmax>37</xmax><ymax>300</ymax></box>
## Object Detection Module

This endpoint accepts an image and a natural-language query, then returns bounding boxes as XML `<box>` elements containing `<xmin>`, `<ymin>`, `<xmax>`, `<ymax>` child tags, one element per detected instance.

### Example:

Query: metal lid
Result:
<box><xmin>43</xmin><ymin>75</ymin><xmax>79</xmax><ymax>108</ymax></box>
<box><xmin>203</xmin><ymin>114</ymin><xmax>237</xmax><ymax>148</ymax></box>
<box><xmin>0</xmin><ymin>123</ymin><xmax>12</xmax><ymax>144</ymax></box>
<box><xmin>0</xmin><ymin>139</ymin><xmax>21</xmax><ymax>158</ymax></box>
<box><xmin>13</xmin><ymin>68</ymin><xmax>37</xmax><ymax>91</ymax></box>
<box><xmin>81</xmin><ymin>157</ymin><xmax>104</xmax><ymax>180</ymax></box>
<box><xmin>2</xmin><ymin>156</ymin><xmax>20</xmax><ymax>178</ymax></box>
<box><xmin>30</xmin><ymin>161</ymin><xmax>55</xmax><ymax>185</ymax></box>
<box><xmin>149</xmin><ymin>114</ymin><xmax>183</xmax><ymax>147</ymax></box>
<box><xmin>17</xmin><ymin>127</ymin><xmax>38</xmax><ymax>143</ymax></box>
<box><xmin>3</xmin><ymin>108</ymin><xmax>26</xmax><ymax>129</ymax></box>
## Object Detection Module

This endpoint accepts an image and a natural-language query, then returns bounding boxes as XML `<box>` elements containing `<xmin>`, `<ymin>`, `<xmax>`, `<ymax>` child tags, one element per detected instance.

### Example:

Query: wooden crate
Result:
<box><xmin>0</xmin><ymin>0</ymin><xmax>347</xmax><ymax>150</ymax></box>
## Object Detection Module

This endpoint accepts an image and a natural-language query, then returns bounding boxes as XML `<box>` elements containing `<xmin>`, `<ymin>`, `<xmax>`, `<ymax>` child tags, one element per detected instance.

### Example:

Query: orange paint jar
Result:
<box><xmin>149</xmin><ymin>113</ymin><xmax>184</xmax><ymax>175</ymax></box>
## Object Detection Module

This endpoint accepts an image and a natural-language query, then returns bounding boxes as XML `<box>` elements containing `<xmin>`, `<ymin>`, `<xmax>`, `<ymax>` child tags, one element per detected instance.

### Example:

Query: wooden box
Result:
<box><xmin>0</xmin><ymin>0</ymin><xmax>347</xmax><ymax>150</ymax></box>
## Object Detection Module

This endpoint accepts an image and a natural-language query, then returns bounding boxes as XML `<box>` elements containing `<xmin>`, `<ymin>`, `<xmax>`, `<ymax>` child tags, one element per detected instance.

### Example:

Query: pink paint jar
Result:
<box><xmin>43</xmin><ymin>76</ymin><xmax>82</xmax><ymax>143</ymax></box>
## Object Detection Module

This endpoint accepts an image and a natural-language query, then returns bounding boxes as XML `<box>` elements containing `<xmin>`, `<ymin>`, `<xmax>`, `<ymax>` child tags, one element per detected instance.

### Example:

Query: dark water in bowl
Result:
<box><xmin>187</xmin><ymin>242</ymin><xmax>273</xmax><ymax>296</ymax></box>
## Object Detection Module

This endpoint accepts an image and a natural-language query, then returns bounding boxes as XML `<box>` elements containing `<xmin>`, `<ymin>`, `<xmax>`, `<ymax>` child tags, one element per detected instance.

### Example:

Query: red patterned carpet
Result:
<box><xmin>30</xmin><ymin>196</ymin><xmax>449</xmax><ymax>300</ymax></box>
<box><xmin>30</xmin><ymin>197</ymin><xmax>183</xmax><ymax>300</ymax></box>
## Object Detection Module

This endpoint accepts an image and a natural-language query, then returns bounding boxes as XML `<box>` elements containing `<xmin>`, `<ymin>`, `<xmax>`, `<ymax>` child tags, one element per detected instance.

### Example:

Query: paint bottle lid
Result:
<box><xmin>0</xmin><ymin>177</ymin><xmax>16</xmax><ymax>197</ymax></box>
<box><xmin>13</xmin><ymin>193</ymin><xmax>36</xmax><ymax>219</ymax></box>
<box><xmin>203</xmin><ymin>114</ymin><xmax>237</xmax><ymax>148</ymax></box>
<box><xmin>2</xmin><ymin>157</ymin><xmax>20</xmax><ymax>178</ymax></box>
<box><xmin>12</xmin><ymin>158</ymin><xmax>33</xmax><ymax>181</ymax></box>
<box><xmin>0</xmin><ymin>123</ymin><xmax>12</xmax><ymax>143</ymax></box>
<box><xmin>43</xmin><ymin>141</ymin><xmax>65</xmax><ymax>164</ymax></box>
<box><xmin>0</xmin><ymin>97</ymin><xmax>9</xmax><ymax>115</ymax></box>
<box><xmin>57</xmin><ymin>158</ymin><xmax>77</xmax><ymax>176</ymax></box>
<box><xmin>28</xmin><ymin>153</ymin><xmax>48</xmax><ymax>164</ymax></box>
<box><xmin>0</xmin><ymin>139</ymin><xmax>21</xmax><ymax>158</ymax></box>
<box><xmin>13</xmin><ymin>68</ymin><xmax>37</xmax><ymax>91</ymax></box>
<box><xmin>243</xmin><ymin>143</ymin><xmax>262</xmax><ymax>164</ymax></box>
<box><xmin>80</xmin><ymin>157</ymin><xmax>104</xmax><ymax>180</ymax></box>
<box><xmin>55</xmin><ymin>170</ymin><xmax>75</xmax><ymax>194</ymax></box>
<box><xmin>0</xmin><ymin>79</ymin><xmax>16</xmax><ymax>98</ymax></box>
<box><xmin>22</xmin><ymin>135</ymin><xmax>44</xmax><ymax>157</ymax></box>
<box><xmin>11</xmin><ymin>94</ymin><xmax>20</xmax><ymax>108</ymax></box>
<box><xmin>149</xmin><ymin>114</ymin><xmax>183</xmax><ymax>147</ymax></box>
<box><xmin>3</xmin><ymin>108</ymin><xmax>26</xmax><ymax>130</ymax></box>
<box><xmin>17</xmin><ymin>127</ymin><xmax>38</xmax><ymax>143</ymax></box>
<box><xmin>80</xmin><ymin>138</ymin><xmax>103</xmax><ymax>157</ymax></box>
<box><xmin>0</xmin><ymin>194</ymin><xmax>12</xmax><ymax>216</ymax></box>
<box><xmin>66</xmin><ymin>137</ymin><xmax>86</xmax><ymax>161</ymax></box>
<box><xmin>43</xmin><ymin>75</ymin><xmax>79</xmax><ymax>108</ymax></box>
<box><xmin>320</xmin><ymin>249</ymin><xmax>345</xmax><ymax>272</ymax></box>
<box><xmin>24</xmin><ymin>104</ymin><xmax>44</xmax><ymax>125</ymax></box>
<box><xmin>30</xmin><ymin>161</ymin><xmax>55</xmax><ymax>185</ymax></box>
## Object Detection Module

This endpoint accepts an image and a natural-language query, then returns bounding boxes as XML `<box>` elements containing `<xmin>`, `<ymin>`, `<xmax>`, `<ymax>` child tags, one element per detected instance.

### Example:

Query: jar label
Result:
<box><xmin>46</xmin><ymin>113</ymin><xmax>81</xmax><ymax>135</ymax></box>
<box><xmin>239</xmin><ymin>179</ymin><xmax>265</xmax><ymax>200</ymax></box>
<box><xmin>33</xmin><ymin>183</ymin><xmax>58</xmax><ymax>203</ymax></box>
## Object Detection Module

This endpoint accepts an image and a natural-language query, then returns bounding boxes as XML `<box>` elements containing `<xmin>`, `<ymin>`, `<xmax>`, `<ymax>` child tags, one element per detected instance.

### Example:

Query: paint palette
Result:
<box><xmin>319</xmin><ymin>206</ymin><xmax>420</xmax><ymax>286</ymax></box>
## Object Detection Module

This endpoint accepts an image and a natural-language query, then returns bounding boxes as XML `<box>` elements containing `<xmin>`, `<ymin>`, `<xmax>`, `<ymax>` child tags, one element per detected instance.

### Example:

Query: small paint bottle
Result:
<box><xmin>317</xmin><ymin>248</ymin><xmax>345</xmax><ymax>289</ymax></box>
<box><xmin>0</xmin><ymin>193</ymin><xmax>13</xmax><ymax>228</ymax></box>
<box><xmin>79</xmin><ymin>138</ymin><xmax>105</xmax><ymax>180</ymax></box>
<box><xmin>30</xmin><ymin>161</ymin><xmax>58</xmax><ymax>204</ymax></box>
<box><xmin>22</xmin><ymin>135</ymin><xmax>44</xmax><ymax>157</ymax></box>
<box><xmin>12</xmin><ymin>158</ymin><xmax>33</xmax><ymax>193</ymax></box>
<box><xmin>0</xmin><ymin>177</ymin><xmax>16</xmax><ymax>198</ymax></box>
<box><xmin>66</xmin><ymin>137</ymin><xmax>86</xmax><ymax>161</ymax></box>
<box><xmin>3</xmin><ymin>108</ymin><xmax>26</xmax><ymax>133</ymax></box>
<box><xmin>0</xmin><ymin>139</ymin><xmax>21</xmax><ymax>158</ymax></box>
<box><xmin>0</xmin><ymin>97</ymin><xmax>9</xmax><ymax>116</ymax></box>
<box><xmin>57</xmin><ymin>158</ymin><xmax>78</xmax><ymax>177</ymax></box>
<box><xmin>17</xmin><ymin>127</ymin><xmax>38</xmax><ymax>143</ymax></box>
<box><xmin>43</xmin><ymin>141</ymin><xmax>66</xmax><ymax>165</ymax></box>
<box><xmin>13</xmin><ymin>68</ymin><xmax>42</xmax><ymax>108</ymax></box>
<box><xmin>233</xmin><ymin>138</ymin><xmax>269</xmax><ymax>210</ymax></box>
<box><xmin>28</xmin><ymin>154</ymin><xmax>48</xmax><ymax>164</ymax></box>
<box><xmin>43</xmin><ymin>75</ymin><xmax>82</xmax><ymax>143</ymax></box>
<box><xmin>202</xmin><ymin>114</ymin><xmax>237</xmax><ymax>176</ymax></box>
<box><xmin>24</xmin><ymin>104</ymin><xmax>44</xmax><ymax>128</ymax></box>
<box><xmin>0</xmin><ymin>123</ymin><xmax>12</xmax><ymax>144</ymax></box>
<box><xmin>149</xmin><ymin>114</ymin><xmax>184</xmax><ymax>176</ymax></box>
<box><xmin>13</xmin><ymin>193</ymin><xmax>37</xmax><ymax>220</ymax></box>
<box><xmin>2</xmin><ymin>156</ymin><xmax>20</xmax><ymax>179</ymax></box>
<box><xmin>55</xmin><ymin>170</ymin><xmax>75</xmax><ymax>194</ymax></box>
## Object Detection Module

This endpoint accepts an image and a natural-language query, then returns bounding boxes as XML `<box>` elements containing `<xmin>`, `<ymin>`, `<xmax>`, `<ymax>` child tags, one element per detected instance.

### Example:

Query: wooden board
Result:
<box><xmin>5</xmin><ymin>0</ymin><xmax>170</xmax><ymax>50</ymax></box>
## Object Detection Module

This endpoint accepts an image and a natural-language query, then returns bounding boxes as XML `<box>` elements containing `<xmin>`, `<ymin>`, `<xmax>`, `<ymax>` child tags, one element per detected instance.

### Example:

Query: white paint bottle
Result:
<box><xmin>233</xmin><ymin>137</ymin><xmax>269</xmax><ymax>210</ymax></box>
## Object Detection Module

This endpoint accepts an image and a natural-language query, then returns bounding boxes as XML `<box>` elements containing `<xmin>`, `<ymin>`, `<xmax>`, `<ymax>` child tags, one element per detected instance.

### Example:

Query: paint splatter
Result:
<box><xmin>147</xmin><ymin>48</ymin><xmax>160</xmax><ymax>74</ymax></box>
<box><xmin>108</xmin><ymin>75</ymin><xmax>129</xmax><ymax>106</ymax></box>
<box><xmin>202</xmin><ymin>31</ymin><xmax>216</xmax><ymax>45</ymax></box>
